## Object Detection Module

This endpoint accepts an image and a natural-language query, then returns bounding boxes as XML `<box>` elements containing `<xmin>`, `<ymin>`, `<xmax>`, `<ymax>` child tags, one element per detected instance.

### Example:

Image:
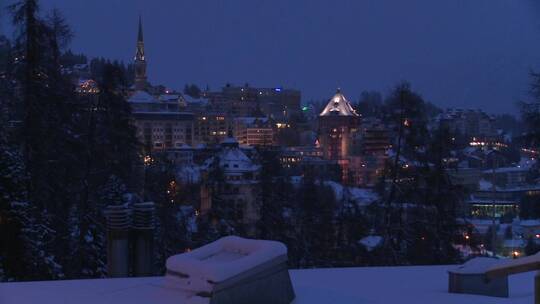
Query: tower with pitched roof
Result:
<box><xmin>318</xmin><ymin>89</ymin><xmax>360</xmax><ymax>161</ymax></box>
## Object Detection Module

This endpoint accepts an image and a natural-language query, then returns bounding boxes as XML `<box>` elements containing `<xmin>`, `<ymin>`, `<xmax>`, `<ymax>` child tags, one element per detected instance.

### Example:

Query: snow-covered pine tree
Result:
<box><xmin>70</xmin><ymin>174</ymin><xmax>127</xmax><ymax>278</ymax></box>
<box><xmin>144</xmin><ymin>157</ymin><xmax>189</xmax><ymax>274</ymax></box>
<box><xmin>295</xmin><ymin>175</ymin><xmax>337</xmax><ymax>267</ymax></box>
<box><xmin>0</xmin><ymin>141</ymin><xmax>64</xmax><ymax>280</ymax></box>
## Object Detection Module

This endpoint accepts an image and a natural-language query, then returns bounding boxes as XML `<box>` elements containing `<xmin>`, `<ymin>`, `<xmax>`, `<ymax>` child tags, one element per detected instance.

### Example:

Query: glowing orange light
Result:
<box><xmin>143</xmin><ymin>155</ymin><xmax>153</xmax><ymax>165</ymax></box>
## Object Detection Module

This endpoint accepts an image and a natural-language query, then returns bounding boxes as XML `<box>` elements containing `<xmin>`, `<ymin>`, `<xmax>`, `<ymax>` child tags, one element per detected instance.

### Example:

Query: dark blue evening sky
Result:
<box><xmin>2</xmin><ymin>0</ymin><xmax>540</xmax><ymax>114</ymax></box>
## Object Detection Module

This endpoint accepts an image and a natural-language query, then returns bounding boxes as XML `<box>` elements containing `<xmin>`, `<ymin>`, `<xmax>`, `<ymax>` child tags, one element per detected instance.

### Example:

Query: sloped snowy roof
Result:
<box><xmin>358</xmin><ymin>235</ymin><xmax>383</xmax><ymax>252</ymax></box>
<box><xmin>319</xmin><ymin>89</ymin><xmax>359</xmax><ymax>117</ymax></box>
<box><xmin>217</xmin><ymin>148</ymin><xmax>258</xmax><ymax>172</ymax></box>
<box><xmin>324</xmin><ymin>181</ymin><xmax>379</xmax><ymax>206</ymax></box>
<box><xmin>158</xmin><ymin>94</ymin><xmax>180</xmax><ymax>102</ymax></box>
<box><xmin>478</xmin><ymin>179</ymin><xmax>494</xmax><ymax>191</ymax></box>
<box><xmin>129</xmin><ymin>90</ymin><xmax>156</xmax><ymax>103</ymax></box>
<box><xmin>482</xmin><ymin>166</ymin><xmax>530</xmax><ymax>174</ymax></box>
<box><xmin>235</xmin><ymin>117</ymin><xmax>269</xmax><ymax>125</ymax></box>
<box><xmin>204</xmin><ymin>140</ymin><xmax>259</xmax><ymax>173</ymax></box>
<box><xmin>221</xmin><ymin>137</ymin><xmax>239</xmax><ymax>145</ymax></box>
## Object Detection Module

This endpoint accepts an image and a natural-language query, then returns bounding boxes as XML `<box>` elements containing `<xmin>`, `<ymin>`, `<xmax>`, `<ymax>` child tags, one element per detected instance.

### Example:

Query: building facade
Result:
<box><xmin>192</xmin><ymin>113</ymin><xmax>231</xmax><ymax>146</ymax></box>
<box><xmin>129</xmin><ymin>90</ymin><xmax>193</xmax><ymax>151</ymax></box>
<box><xmin>199</xmin><ymin>137</ymin><xmax>261</xmax><ymax>236</ymax></box>
<box><xmin>233</xmin><ymin>117</ymin><xmax>275</xmax><ymax>146</ymax></box>
<box><xmin>438</xmin><ymin>108</ymin><xmax>496</xmax><ymax>139</ymax></box>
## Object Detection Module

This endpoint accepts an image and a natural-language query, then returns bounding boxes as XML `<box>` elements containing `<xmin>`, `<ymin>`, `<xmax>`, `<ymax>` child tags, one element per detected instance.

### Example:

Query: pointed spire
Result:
<box><xmin>135</xmin><ymin>14</ymin><xmax>145</xmax><ymax>62</ymax></box>
<box><xmin>134</xmin><ymin>15</ymin><xmax>147</xmax><ymax>91</ymax></box>
<box><xmin>138</xmin><ymin>14</ymin><xmax>144</xmax><ymax>43</ymax></box>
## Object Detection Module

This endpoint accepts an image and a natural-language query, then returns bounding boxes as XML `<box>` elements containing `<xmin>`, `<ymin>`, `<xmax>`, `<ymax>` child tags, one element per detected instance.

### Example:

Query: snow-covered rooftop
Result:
<box><xmin>482</xmin><ymin>166</ymin><xmax>530</xmax><ymax>174</ymax></box>
<box><xmin>217</xmin><ymin>149</ymin><xmax>258</xmax><ymax>172</ymax></box>
<box><xmin>319</xmin><ymin>89</ymin><xmax>359</xmax><ymax>117</ymax></box>
<box><xmin>358</xmin><ymin>235</ymin><xmax>383</xmax><ymax>252</ymax></box>
<box><xmin>235</xmin><ymin>117</ymin><xmax>270</xmax><ymax>124</ymax></box>
<box><xmin>519</xmin><ymin>219</ymin><xmax>540</xmax><ymax>227</ymax></box>
<box><xmin>478</xmin><ymin>179</ymin><xmax>494</xmax><ymax>191</ymax></box>
<box><xmin>1</xmin><ymin>265</ymin><xmax>534</xmax><ymax>304</ymax></box>
<box><xmin>129</xmin><ymin>90</ymin><xmax>157</xmax><ymax>103</ymax></box>
<box><xmin>158</xmin><ymin>94</ymin><xmax>180</xmax><ymax>102</ymax></box>
<box><xmin>324</xmin><ymin>181</ymin><xmax>379</xmax><ymax>206</ymax></box>
<box><xmin>203</xmin><ymin>138</ymin><xmax>259</xmax><ymax>173</ymax></box>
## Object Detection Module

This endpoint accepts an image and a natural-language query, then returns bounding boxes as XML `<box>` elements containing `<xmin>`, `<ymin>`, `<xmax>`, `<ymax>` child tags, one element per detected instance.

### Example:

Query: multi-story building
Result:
<box><xmin>318</xmin><ymin>89</ymin><xmax>361</xmax><ymax>160</ymax></box>
<box><xmin>467</xmin><ymin>183</ymin><xmax>540</xmax><ymax>219</ymax></box>
<box><xmin>233</xmin><ymin>117</ymin><xmax>275</xmax><ymax>146</ymax></box>
<box><xmin>127</xmin><ymin>19</ymin><xmax>197</xmax><ymax>152</ymax></box>
<box><xmin>204</xmin><ymin>85</ymin><xmax>301</xmax><ymax>120</ymax></box>
<box><xmin>482</xmin><ymin>167</ymin><xmax>530</xmax><ymax>188</ymax></box>
<box><xmin>318</xmin><ymin>89</ymin><xmax>361</xmax><ymax>182</ymax></box>
<box><xmin>279</xmin><ymin>146</ymin><xmax>335</xmax><ymax>179</ymax></box>
<box><xmin>447</xmin><ymin>167</ymin><xmax>483</xmax><ymax>190</ymax></box>
<box><xmin>199</xmin><ymin>137</ymin><xmax>261</xmax><ymax>236</ymax></box>
<box><xmin>437</xmin><ymin>108</ymin><xmax>496</xmax><ymax>139</ymax></box>
<box><xmin>347</xmin><ymin>118</ymin><xmax>391</xmax><ymax>187</ymax></box>
<box><xmin>129</xmin><ymin>90</ymin><xmax>193</xmax><ymax>151</ymax></box>
<box><xmin>192</xmin><ymin>112</ymin><xmax>231</xmax><ymax>146</ymax></box>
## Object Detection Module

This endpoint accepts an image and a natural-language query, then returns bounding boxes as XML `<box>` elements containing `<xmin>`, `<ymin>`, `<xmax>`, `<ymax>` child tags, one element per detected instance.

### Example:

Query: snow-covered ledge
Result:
<box><xmin>165</xmin><ymin>236</ymin><xmax>295</xmax><ymax>304</ymax></box>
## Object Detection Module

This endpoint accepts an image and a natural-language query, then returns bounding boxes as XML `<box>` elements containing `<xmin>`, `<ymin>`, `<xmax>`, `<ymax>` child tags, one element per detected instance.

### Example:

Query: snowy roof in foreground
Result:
<box><xmin>449</xmin><ymin>257</ymin><xmax>502</xmax><ymax>274</ymax></box>
<box><xmin>1</xmin><ymin>265</ymin><xmax>534</xmax><ymax>304</ymax></box>
<box><xmin>319</xmin><ymin>89</ymin><xmax>359</xmax><ymax>117</ymax></box>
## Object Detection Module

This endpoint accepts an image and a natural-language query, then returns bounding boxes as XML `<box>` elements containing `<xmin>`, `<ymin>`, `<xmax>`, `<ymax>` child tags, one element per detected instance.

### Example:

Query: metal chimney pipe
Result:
<box><xmin>105</xmin><ymin>204</ymin><xmax>131</xmax><ymax>278</ymax></box>
<box><xmin>132</xmin><ymin>201</ymin><xmax>155</xmax><ymax>276</ymax></box>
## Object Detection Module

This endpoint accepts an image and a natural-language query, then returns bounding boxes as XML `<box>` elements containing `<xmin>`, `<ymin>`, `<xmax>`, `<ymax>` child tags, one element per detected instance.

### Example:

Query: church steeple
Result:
<box><xmin>137</xmin><ymin>15</ymin><xmax>144</xmax><ymax>44</ymax></box>
<box><xmin>134</xmin><ymin>15</ymin><xmax>147</xmax><ymax>91</ymax></box>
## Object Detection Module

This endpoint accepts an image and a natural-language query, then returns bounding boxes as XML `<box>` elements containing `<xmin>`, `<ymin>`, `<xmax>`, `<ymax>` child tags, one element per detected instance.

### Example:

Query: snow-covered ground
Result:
<box><xmin>0</xmin><ymin>265</ymin><xmax>534</xmax><ymax>304</ymax></box>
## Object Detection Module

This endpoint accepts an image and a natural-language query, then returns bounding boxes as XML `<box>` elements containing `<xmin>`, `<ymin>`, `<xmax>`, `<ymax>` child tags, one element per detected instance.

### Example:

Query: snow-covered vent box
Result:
<box><xmin>165</xmin><ymin>236</ymin><xmax>295</xmax><ymax>304</ymax></box>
